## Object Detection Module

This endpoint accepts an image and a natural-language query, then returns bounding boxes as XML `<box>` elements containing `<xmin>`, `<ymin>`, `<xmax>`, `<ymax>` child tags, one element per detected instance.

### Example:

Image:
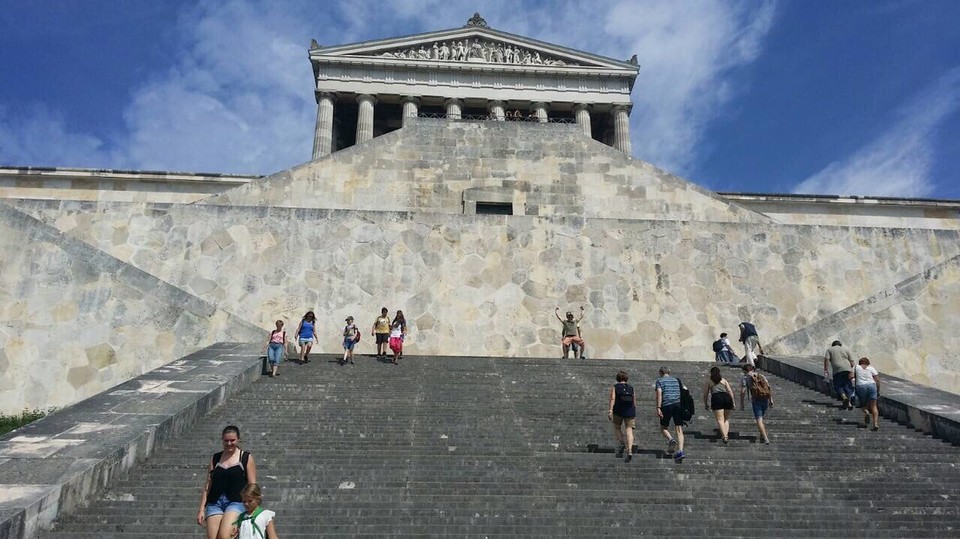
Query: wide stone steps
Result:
<box><xmin>43</xmin><ymin>356</ymin><xmax>959</xmax><ymax>537</ymax></box>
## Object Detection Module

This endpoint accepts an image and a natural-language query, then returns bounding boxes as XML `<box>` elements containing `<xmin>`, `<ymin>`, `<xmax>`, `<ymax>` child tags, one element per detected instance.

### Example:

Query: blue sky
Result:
<box><xmin>1</xmin><ymin>0</ymin><xmax>958</xmax><ymax>199</ymax></box>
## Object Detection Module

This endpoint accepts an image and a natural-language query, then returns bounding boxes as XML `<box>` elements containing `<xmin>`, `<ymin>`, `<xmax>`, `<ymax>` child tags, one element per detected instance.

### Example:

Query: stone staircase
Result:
<box><xmin>42</xmin><ymin>356</ymin><xmax>959</xmax><ymax>537</ymax></box>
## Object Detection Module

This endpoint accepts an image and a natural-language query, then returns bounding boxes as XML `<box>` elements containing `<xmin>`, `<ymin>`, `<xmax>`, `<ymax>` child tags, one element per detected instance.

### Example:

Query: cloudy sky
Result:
<box><xmin>1</xmin><ymin>0</ymin><xmax>958</xmax><ymax>199</ymax></box>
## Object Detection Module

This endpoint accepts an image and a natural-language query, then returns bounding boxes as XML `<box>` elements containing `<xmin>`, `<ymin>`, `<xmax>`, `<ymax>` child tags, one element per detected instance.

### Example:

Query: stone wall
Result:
<box><xmin>204</xmin><ymin>119</ymin><xmax>768</xmax><ymax>224</ymax></box>
<box><xmin>767</xmin><ymin>255</ymin><xmax>960</xmax><ymax>395</ymax></box>
<box><xmin>12</xmin><ymin>200</ymin><xmax>960</xmax><ymax>372</ymax></box>
<box><xmin>0</xmin><ymin>203</ymin><xmax>262</xmax><ymax>414</ymax></box>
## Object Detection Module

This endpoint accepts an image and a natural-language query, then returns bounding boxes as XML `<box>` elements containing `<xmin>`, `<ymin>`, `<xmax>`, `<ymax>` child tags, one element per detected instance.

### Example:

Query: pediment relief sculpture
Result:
<box><xmin>373</xmin><ymin>38</ymin><xmax>580</xmax><ymax>67</ymax></box>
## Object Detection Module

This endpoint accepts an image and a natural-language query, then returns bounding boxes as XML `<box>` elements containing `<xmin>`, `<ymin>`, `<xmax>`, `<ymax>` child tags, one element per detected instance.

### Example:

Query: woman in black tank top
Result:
<box><xmin>703</xmin><ymin>367</ymin><xmax>736</xmax><ymax>443</ymax></box>
<box><xmin>197</xmin><ymin>425</ymin><xmax>257</xmax><ymax>539</ymax></box>
<box><xmin>607</xmin><ymin>370</ymin><xmax>637</xmax><ymax>463</ymax></box>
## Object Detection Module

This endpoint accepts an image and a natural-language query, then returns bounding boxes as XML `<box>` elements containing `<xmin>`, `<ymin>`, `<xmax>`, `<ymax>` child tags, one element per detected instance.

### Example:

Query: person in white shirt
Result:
<box><xmin>853</xmin><ymin>357</ymin><xmax>881</xmax><ymax>431</ymax></box>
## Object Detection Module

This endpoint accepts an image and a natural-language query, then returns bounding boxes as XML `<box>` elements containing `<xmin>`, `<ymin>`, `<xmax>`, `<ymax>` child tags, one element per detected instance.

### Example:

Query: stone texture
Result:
<box><xmin>0</xmin><ymin>204</ymin><xmax>262</xmax><ymax>414</ymax></box>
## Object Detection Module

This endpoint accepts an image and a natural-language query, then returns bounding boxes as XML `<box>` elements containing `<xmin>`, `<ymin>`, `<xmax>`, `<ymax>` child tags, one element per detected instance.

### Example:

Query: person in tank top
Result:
<box><xmin>295</xmin><ymin>311</ymin><xmax>317</xmax><ymax>364</ymax></box>
<box><xmin>608</xmin><ymin>370</ymin><xmax>637</xmax><ymax>463</ymax></box>
<box><xmin>197</xmin><ymin>425</ymin><xmax>257</xmax><ymax>539</ymax></box>
<box><xmin>262</xmin><ymin>320</ymin><xmax>286</xmax><ymax>378</ymax></box>
<box><xmin>703</xmin><ymin>366</ymin><xmax>736</xmax><ymax>443</ymax></box>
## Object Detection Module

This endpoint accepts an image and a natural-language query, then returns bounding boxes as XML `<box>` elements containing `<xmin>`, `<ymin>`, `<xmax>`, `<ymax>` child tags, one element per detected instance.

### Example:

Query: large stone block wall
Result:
<box><xmin>0</xmin><ymin>203</ymin><xmax>262</xmax><ymax>414</ymax></box>
<box><xmin>767</xmin><ymin>255</ymin><xmax>960</xmax><ymax>395</ymax></box>
<box><xmin>203</xmin><ymin>119</ymin><xmax>768</xmax><ymax>224</ymax></box>
<box><xmin>12</xmin><ymin>200</ymin><xmax>960</xmax><ymax>377</ymax></box>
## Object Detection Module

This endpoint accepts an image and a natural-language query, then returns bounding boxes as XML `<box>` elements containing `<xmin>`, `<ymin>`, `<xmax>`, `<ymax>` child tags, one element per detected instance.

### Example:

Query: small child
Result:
<box><xmin>233</xmin><ymin>483</ymin><xmax>278</xmax><ymax>539</ymax></box>
<box><xmin>341</xmin><ymin>316</ymin><xmax>359</xmax><ymax>365</ymax></box>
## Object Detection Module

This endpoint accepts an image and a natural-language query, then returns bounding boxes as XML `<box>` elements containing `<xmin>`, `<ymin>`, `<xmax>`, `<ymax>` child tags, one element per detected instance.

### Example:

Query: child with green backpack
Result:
<box><xmin>233</xmin><ymin>483</ymin><xmax>279</xmax><ymax>539</ymax></box>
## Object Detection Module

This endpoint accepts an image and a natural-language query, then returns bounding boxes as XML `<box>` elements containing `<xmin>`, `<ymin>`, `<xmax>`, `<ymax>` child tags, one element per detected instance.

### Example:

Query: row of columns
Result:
<box><xmin>312</xmin><ymin>93</ymin><xmax>632</xmax><ymax>159</ymax></box>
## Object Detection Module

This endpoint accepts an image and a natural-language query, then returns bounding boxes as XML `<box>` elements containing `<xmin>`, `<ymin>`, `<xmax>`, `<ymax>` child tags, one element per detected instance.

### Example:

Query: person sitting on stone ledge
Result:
<box><xmin>556</xmin><ymin>306</ymin><xmax>585</xmax><ymax>359</ymax></box>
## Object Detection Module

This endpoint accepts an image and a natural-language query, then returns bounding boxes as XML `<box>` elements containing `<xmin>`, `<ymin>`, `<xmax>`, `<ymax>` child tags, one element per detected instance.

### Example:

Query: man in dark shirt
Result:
<box><xmin>555</xmin><ymin>306</ymin><xmax>585</xmax><ymax>359</ymax></box>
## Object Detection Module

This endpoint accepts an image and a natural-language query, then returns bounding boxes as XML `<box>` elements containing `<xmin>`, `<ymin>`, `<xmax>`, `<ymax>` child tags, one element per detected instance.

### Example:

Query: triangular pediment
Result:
<box><xmin>312</xmin><ymin>25</ymin><xmax>636</xmax><ymax>71</ymax></box>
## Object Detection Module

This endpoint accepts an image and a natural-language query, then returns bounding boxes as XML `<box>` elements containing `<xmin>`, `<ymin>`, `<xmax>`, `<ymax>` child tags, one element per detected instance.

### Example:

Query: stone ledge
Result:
<box><xmin>0</xmin><ymin>342</ymin><xmax>261</xmax><ymax>539</ymax></box>
<box><xmin>758</xmin><ymin>355</ymin><xmax>960</xmax><ymax>445</ymax></box>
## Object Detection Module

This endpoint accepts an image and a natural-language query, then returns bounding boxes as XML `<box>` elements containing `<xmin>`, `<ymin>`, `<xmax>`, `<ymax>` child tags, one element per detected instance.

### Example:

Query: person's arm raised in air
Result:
<box><xmin>576</xmin><ymin>305</ymin><xmax>585</xmax><ymax>322</ymax></box>
<box><xmin>554</xmin><ymin>307</ymin><xmax>563</xmax><ymax>322</ymax></box>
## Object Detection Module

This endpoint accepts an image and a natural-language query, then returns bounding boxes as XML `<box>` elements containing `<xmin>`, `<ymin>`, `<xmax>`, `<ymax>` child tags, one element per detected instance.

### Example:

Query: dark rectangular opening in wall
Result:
<box><xmin>476</xmin><ymin>202</ymin><xmax>513</xmax><ymax>215</ymax></box>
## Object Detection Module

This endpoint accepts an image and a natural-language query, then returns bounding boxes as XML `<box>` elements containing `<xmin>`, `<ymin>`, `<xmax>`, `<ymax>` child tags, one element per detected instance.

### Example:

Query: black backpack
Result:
<box><xmin>712</xmin><ymin>339</ymin><xmax>724</xmax><ymax>353</ymax></box>
<box><xmin>677</xmin><ymin>378</ymin><xmax>695</xmax><ymax>424</ymax></box>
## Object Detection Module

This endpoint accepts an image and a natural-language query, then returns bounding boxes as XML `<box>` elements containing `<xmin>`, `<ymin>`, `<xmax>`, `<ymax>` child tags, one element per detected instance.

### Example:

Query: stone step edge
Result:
<box><xmin>0</xmin><ymin>342</ymin><xmax>262</xmax><ymax>539</ymax></box>
<box><xmin>757</xmin><ymin>354</ymin><xmax>960</xmax><ymax>445</ymax></box>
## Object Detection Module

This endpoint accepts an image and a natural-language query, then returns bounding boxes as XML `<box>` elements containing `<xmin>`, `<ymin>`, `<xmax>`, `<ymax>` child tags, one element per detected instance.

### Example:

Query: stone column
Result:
<box><xmin>530</xmin><ymin>102</ymin><xmax>548</xmax><ymax>123</ymax></box>
<box><xmin>573</xmin><ymin>103</ymin><xmax>592</xmax><ymax>138</ymax></box>
<box><xmin>611</xmin><ymin>105</ymin><xmax>632</xmax><ymax>155</ymax></box>
<box><xmin>401</xmin><ymin>96</ymin><xmax>420</xmax><ymax>127</ymax></box>
<box><xmin>311</xmin><ymin>92</ymin><xmax>335</xmax><ymax>159</ymax></box>
<box><xmin>355</xmin><ymin>94</ymin><xmax>376</xmax><ymax>144</ymax></box>
<box><xmin>445</xmin><ymin>98</ymin><xmax>463</xmax><ymax>120</ymax></box>
<box><xmin>488</xmin><ymin>100</ymin><xmax>506</xmax><ymax>121</ymax></box>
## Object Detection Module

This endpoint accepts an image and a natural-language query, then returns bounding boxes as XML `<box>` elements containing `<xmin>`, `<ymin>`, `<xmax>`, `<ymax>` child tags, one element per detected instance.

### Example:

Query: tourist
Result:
<box><xmin>372</xmin><ymin>307</ymin><xmax>391</xmax><ymax>359</ymax></box>
<box><xmin>713</xmin><ymin>332</ymin><xmax>739</xmax><ymax>363</ymax></box>
<box><xmin>655</xmin><ymin>367</ymin><xmax>686</xmax><ymax>462</ymax></box>
<box><xmin>234</xmin><ymin>483</ymin><xmax>279</xmax><ymax>539</ymax></box>
<box><xmin>197</xmin><ymin>425</ymin><xmax>257</xmax><ymax>539</ymax></box>
<box><xmin>854</xmin><ymin>357</ymin><xmax>881</xmax><ymax>431</ymax></box>
<box><xmin>824</xmin><ymin>340</ymin><xmax>856</xmax><ymax>409</ymax></box>
<box><xmin>340</xmin><ymin>316</ymin><xmax>359</xmax><ymax>365</ymax></box>
<box><xmin>703</xmin><ymin>366</ymin><xmax>735</xmax><ymax>443</ymax></box>
<box><xmin>740</xmin><ymin>364</ymin><xmax>773</xmax><ymax>444</ymax></box>
<box><xmin>607</xmin><ymin>370</ymin><xmax>637</xmax><ymax>463</ymax></box>
<box><xmin>738</xmin><ymin>322</ymin><xmax>764</xmax><ymax>366</ymax></box>
<box><xmin>295</xmin><ymin>311</ymin><xmax>317</xmax><ymax>364</ymax></box>
<box><xmin>262</xmin><ymin>320</ymin><xmax>286</xmax><ymax>378</ymax></box>
<box><xmin>555</xmin><ymin>306</ymin><xmax>585</xmax><ymax>359</ymax></box>
<box><xmin>389</xmin><ymin>310</ymin><xmax>407</xmax><ymax>365</ymax></box>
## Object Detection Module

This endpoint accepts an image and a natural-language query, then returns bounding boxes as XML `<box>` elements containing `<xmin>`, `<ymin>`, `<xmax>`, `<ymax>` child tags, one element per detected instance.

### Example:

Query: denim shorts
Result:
<box><xmin>856</xmin><ymin>384</ymin><xmax>878</xmax><ymax>404</ymax></box>
<box><xmin>751</xmin><ymin>398</ymin><xmax>769</xmax><ymax>419</ymax></box>
<box><xmin>298</xmin><ymin>338</ymin><xmax>313</xmax><ymax>346</ymax></box>
<box><xmin>343</xmin><ymin>338</ymin><xmax>356</xmax><ymax>351</ymax></box>
<box><xmin>204</xmin><ymin>493</ymin><xmax>244</xmax><ymax>517</ymax></box>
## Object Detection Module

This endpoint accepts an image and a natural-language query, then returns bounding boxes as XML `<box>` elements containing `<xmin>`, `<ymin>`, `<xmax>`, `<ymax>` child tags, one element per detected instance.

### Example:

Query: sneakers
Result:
<box><xmin>674</xmin><ymin>450</ymin><xmax>685</xmax><ymax>463</ymax></box>
<box><xmin>863</xmin><ymin>414</ymin><xmax>870</xmax><ymax>426</ymax></box>
<box><xmin>615</xmin><ymin>443</ymin><xmax>625</xmax><ymax>458</ymax></box>
<box><xmin>870</xmin><ymin>425</ymin><xmax>880</xmax><ymax>432</ymax></box>
<box><xmin>624</xmin><ymin>454</ymin><xmax>632</xmax><ymax>463</ymax></box>
<box><xmin>667</xmin><ymin>438</ymin><xmax>678</xmax><ymax>455</ymax></box>
<box><xmin>763</xmin><ymin>437</ymin><xmax>770</xmax><ymax>445</ymax></box>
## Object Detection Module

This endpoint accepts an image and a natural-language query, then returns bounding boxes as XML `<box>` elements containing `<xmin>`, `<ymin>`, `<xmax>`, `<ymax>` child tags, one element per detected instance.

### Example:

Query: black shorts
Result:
<box><xmin>711</xmin><ymin>392</ymin><xmax>734</xmax><ymax>410</ymax></box>
<box><xmin>659</xmin><ymin>403</ymin><xmax>683</xmax><ymax>428</ymax></box>
<box><xmin>376</xmin><ymin>334</ymin><xmax>389</xmax><ymax>344</ymax></box>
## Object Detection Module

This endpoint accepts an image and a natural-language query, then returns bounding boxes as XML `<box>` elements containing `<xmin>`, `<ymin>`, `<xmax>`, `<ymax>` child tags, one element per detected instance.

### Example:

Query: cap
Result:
<box><xmin>345</xmin><ymin>316</ymin><xmax>354</xmax><ymax>321</ymax></box>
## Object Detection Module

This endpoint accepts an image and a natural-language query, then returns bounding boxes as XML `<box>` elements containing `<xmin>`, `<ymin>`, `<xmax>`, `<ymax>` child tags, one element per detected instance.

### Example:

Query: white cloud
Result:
<box><xmin>794</xmin><ymin>67</ymin><xmax>960</xmax><ymax>198</ymax></box>
<box><xmin>0</xmin><ymin>105</ymin><xmax>112</xmax><ymax>168</ymax></box>
<box><xmin>0</xmin><ymin>0</ymin><xmax>777</xmax><ymax>177</ymax></box>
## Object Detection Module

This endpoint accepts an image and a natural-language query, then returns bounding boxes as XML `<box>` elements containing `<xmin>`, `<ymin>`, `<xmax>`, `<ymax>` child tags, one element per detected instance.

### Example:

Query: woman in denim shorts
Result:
<box><xmin>197</xmin><ymin>425</ymin><xmax>257</xmax><ymax>539</ymax></box>
<box><xmin>854</xmin><ymin>357</ymin><xmax>881</xmax><ymax>431</ymax></box>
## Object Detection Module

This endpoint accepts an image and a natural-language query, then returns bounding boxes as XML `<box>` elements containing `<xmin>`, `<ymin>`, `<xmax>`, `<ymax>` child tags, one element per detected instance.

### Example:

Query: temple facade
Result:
<box><xmin>308</xmin><ymin>13</ymin><xmax>639</xmax><ymax>157</ymax></box>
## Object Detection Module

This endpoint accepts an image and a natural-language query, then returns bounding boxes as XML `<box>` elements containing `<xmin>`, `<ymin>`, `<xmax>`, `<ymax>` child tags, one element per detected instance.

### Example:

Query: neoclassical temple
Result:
<box><xmin>309</xmin><ymin>13</ymin><xmax>639</xmax><ymax>158</ymax></box>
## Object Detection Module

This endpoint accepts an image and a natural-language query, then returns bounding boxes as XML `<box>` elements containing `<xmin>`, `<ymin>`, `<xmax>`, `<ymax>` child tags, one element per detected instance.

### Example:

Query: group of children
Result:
<box><xmin>262</xmin><ymin>308</ymin><xmax>409</xmax><ymax>375</ymax></box>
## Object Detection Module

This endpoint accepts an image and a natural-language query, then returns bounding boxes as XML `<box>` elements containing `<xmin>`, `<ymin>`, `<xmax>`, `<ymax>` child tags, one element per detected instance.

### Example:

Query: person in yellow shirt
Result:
<box><xmin>371</xmin><ymin>307</ymin><xmax>391</xmax><ymax>360</ymax></box>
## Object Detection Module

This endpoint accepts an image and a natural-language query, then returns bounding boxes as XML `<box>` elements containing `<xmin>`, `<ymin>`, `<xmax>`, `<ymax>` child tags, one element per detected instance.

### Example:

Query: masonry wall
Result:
<box><xmin>12</xmin><ymin>200</ymin><xmax>960</xmax><ymax>393</ymax></box>
<box><xmin>0</xmin><ymin>204</ymin><xmax>262</xmax><ymax>414</ymax></box>
<box><xmin>204</xmin><ymin>119</ymin><xmax>767</xmax><ymax>224</ymax></box>
<box><xmin>767</xmin><ymin>255</ymin><xmax>960</xmax><ymax>394</ymax></box>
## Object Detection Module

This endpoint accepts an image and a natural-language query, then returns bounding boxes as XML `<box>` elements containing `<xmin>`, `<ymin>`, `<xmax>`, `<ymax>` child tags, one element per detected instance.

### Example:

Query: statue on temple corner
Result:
<box><xmin>628</xmin><ymin>54</ymin><xmax>638</xmax><ymax>65</ymax></box>
<box><xmin>309</xmin><ymin>39</ymin><xmax>321</xmax><ymax>50</ymax></box>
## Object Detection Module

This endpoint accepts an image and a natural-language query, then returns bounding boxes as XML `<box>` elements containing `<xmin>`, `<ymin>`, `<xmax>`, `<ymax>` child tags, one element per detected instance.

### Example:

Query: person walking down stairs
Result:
<box><xmin>234</xmin><ymin>483</ymin><xmax>279</xmax><ymax>539</ymax></box>
<box><xmin>608</xmin><ymin>370</ymin><xmax>637</xmax><ymax>463</ymax></box>
<box><xmin>372</xmin><ymin>307</ymin><xmax>391</xmax><ymax>359</ymax></box>
<box><xmin>295</xmin><ymin>311</ymin><xmax>318</xmax><ymax>364</ymax></box>
<box><xmin>740</xmin><ymin>364</ymin><xmax>773</xmax><ymax>444</ymax></box>
<box><xmin>262</xmin><ymin>320</ymin><xmax>286</xmax><ymax>378</ymax></box>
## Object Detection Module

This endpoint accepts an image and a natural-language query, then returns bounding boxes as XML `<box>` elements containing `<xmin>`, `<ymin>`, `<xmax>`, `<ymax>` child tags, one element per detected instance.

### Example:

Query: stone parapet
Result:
<box><xmin>758</xmin><ymin>355</ymin><xmax>960</xmax><ymax>445</ymax></box>
<box><xmin>0</xmin><ymin>343</ymin><xmax>261</xmax><ymax>539</ymax></box>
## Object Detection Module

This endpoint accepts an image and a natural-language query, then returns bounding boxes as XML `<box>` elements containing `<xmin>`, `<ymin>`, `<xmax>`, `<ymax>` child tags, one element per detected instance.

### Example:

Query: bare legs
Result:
<box><xmin>755</xmin><ymin>417</ymin><xmax>769</xmax><ymax>443</ymax></box>
<box><xmin>612</xmin><ymin>424</ymin><xmax>634</xmax><ymax>457</ymax></box>
<box><xmin>713</xmin><ymin>409</ymin><xmax>731</xmax><ymax>441</ymax></box>
<box><xmin>204</xmin><ymin>512</ymin><xmax>239</xmax><ymax>539</ymax></box>
<box><xmin>300</xmin><ymin>342</ymin><xmax>312</xmax><ymax>364</ymax></box>
<box><xmin>863</xmin><ymin>400</ymin><xmax>879</xmax><ymax>429</ymax></box>
<box><xmin>659</xmin><ymin>425</ymin><xmax>684</xmax><ymax>451</ymax></box>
